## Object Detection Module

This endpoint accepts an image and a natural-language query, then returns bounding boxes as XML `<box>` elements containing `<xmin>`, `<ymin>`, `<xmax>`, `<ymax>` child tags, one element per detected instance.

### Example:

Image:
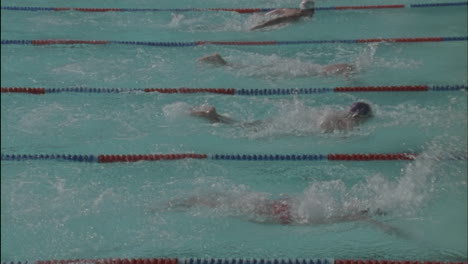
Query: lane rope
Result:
<box><xmin>1</xmin><ymin>152</ymin><xmax>467</xmax><ymax>163</ymax></box>
<box><xmin>1</xmin><ymin>37</ymin><xmax>467</xmax><ymax>47</ymax></box>
<box><xmin>1</xmin><ymin>85</ymin><xmax>467</xmax><ymax>95</ymax></box>
<box><xmin>1</xmin><ymin>2</ymin><xmax>467</xmax><ymax>13</ymax></box>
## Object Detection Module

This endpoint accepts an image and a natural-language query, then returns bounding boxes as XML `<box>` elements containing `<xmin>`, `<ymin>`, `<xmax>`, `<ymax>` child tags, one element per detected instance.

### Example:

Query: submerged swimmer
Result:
<box><xmin>251</xmin><ymin>0</ymin><xmax>315</xmax><ymax>30</ymax></box>
<box><xmin>189</xmin><ymin>102</ymin><xmax>372</xmax><ymax>133</ymax></box>
<box><xmin>197</xmin><ymin>53</ymin><xmax>358</xmax><ymax>78</ymax></box>
<box><xmin>160</xmin><ymin>192</ymin><xmax>405</xmax><ymax>237</ymax></box>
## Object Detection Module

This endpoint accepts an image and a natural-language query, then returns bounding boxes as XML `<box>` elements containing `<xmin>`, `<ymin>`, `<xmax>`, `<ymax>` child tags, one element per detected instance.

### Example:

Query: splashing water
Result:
<box><xmin>223</xmin><ymin>43</ymin><xmax>378</xmax><ymax>79</ymax></box>
<box><xmin>228</xmin><ymin>99</ymin><xmax>370</xmax><ymax>139</ymax></box>
<box><xmin>239</xmin><ymin>99</ymin><xmax>324</xmax><ymax>138</ymax></box>
<box><xmin>167</xmin><ymin>137</ymin><xmax>457</xmax><ymax>226</ymax></box>
<box><xmin>168</xmin><ymin>13</ymin><xmax>186</xmax><ymax>28</ymax></box>
<box><xmin>232</xmin><ymin>53</ymin><xmax>323</xmax><ymax>78</ymax></box>
<box><xmin>162</xmin><ymin>102</ymin><xmax>193</xmax><ymax>120</ymax></box>
<box><xmin>353</xmin><ymin>42</ymin><xmax>379</xmax><ymax>71</ymax></box>
<box><xmin>296</xmin><ymin>138</ymin><xmax>462</xmax><ymax>224</ymax></box>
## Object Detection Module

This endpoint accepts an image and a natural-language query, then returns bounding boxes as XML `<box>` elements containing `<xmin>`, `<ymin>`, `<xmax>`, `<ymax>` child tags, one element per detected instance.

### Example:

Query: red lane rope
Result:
<box><xmin>28</xmin><ymin>259</ymin><xmax>468</xmax><ymax>264</ymax></box>
<box><xmin>1</xmin><ymin>87</ymin><xmax>45</xmax><ymax>94</ymax></box>
<box><xmin>1</xmin><ymin>85</ymin><xmax>465</xmax><ymax>95</ymax></box>
<box><xmin>4</xmin><ymin>153</ymin><xmax>442</xmax><ymax>163</ymax></box>
<box><xmin>4</xmin><ymin>37</ymin><xmax>466</xmax><ymax>47</ymax></box>
<box><xmin>4</xmin><ymin>2</ymin><xmax>468</xmax><ymax>13</ymax></box>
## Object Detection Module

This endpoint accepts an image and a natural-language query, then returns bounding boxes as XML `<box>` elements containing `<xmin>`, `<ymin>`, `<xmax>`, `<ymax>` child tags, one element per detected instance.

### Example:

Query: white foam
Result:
<box><xmin>162</xmin><ymin>102</ymin><xmax>193</xmax><ymax>120</ymax></box>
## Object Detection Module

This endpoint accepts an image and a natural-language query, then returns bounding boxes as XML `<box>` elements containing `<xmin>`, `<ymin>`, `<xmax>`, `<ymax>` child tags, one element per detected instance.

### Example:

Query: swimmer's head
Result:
<box><xmin>300</xmin><ymin>0</ymin><xmax>315</xmax><ymax>10</ymax></box>
<box><xmin>349</xmin><ymin>102</ymin><xmax>372</xmax><ymax>119</ymax></box>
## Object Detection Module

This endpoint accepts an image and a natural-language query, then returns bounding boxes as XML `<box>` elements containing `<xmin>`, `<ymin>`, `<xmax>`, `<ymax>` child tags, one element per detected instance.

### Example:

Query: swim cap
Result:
<box><xmin>300</xmin><ymin>0</ymin><xmax>315</xmax><ymax>9</ymax></box>
<box><xmin>349</xmin><ymin>102</ymin><xmax>371</xmax><ymax>118</ymax></box>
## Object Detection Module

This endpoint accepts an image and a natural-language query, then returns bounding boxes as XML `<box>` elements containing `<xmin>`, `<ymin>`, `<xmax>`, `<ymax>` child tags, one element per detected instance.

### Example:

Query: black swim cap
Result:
<box><xmin>349</xmin><ymin>102</ymin><xmax>371</xmax><ymax>117</ymax></box>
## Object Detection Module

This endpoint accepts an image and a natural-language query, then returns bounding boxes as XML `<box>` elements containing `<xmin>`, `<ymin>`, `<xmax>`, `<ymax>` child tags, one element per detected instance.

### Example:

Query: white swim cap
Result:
<box><xmin>300</xmin><ymin>0</ymin><xmax>314</xmax><ymax>9</ymax></box>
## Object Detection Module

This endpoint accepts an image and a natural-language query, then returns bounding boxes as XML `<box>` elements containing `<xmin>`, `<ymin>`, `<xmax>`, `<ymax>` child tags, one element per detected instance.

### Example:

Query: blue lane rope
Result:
<box><xmin>2</xmin><ymin>152</ymin><xmax>467</xmax><ymax>162</ymax></box>
<box><xmin>2</xmin><ymin>2</ymin><xmax>468</xmax><ymax>12</ymax></box>
<box><xmin>2</xmin><ymin>37</ymin><xmax>468</xmax><ymax>47</ymax></box>
<box><xmin>1</xmin><ymin>85</ymin><xmax>467</xmax><ymax>95</ymax></box>
<box><xmin>235</xmin><ymin>88</ymin><xmax>333</xmax><ymax>95</ymax></box>
<box><xmin>1</xmin><ymin>40</ymin><xmax>32</xmax><ymax>45</ymax></box>
<box><xmin>210</xmin><ymin>154</ymin><xmax>326</xmax><ymax>161</ymax></box>
<box><xmin>110</xmin><ymin>41</ymin><xmax>196</xmax><ymax>47</ymax></box>
<box><xmin>410</xmin><ymin>2</ymin><xmax>468</xmax><ymax>7</ymax></box>
<box><xmin>2</xmin><ymin>259</ymin><xmax>466</xmax><ymax>264</ymax></box>
<box><xmin>1</xmin><ymin>154</ymin><xmax>97</xmax><ymax>162</ymax></box>
<box><xmin>429</xmin><ymin>85</ymin><xmax>468</xmax><ymax>91</ymax></box>
<box><xmin>184</xmin><ymin>260</ymin><xmax>331</xmax><ymax>264</ymax></box>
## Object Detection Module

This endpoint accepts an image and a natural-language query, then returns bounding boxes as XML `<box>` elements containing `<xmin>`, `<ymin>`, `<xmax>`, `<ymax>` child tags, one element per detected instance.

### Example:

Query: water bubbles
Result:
<box><xmin>162</xmin><ymin>101</ymin><xmax>193</xmax><ymax>119</ymax></box>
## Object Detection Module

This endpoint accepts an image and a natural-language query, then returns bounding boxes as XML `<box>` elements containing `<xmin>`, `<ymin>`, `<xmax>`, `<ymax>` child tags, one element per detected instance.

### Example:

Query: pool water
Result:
<box><xmin>1</xmin><ymin>0</ymin><xmax>467</xmax><ymax>261</ymax></box>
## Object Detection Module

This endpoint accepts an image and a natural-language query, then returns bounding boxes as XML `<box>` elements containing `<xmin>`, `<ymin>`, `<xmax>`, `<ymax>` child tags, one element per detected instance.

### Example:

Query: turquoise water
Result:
<box><xmin>1</xmin><ymin>0</ymin><xmax>467</xmax><ymax>261</ymax></box>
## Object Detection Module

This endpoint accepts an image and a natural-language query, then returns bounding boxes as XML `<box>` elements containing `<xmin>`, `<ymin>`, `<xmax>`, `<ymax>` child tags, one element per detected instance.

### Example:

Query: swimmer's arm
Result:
<box><xmin>319</xmin><ymin>121</ymin><xmax>334</xmax><ymax>133</ymax></box>
<box><xmin>319</xmin><ymin>118</ymin><xmax>343</xmax><ymax>133</ymax></box>
<box><xmin>217</xmin><ymin>114</ymin><xmax>237</xmax><ymax>124</ymax></box>
<box><xmin>190</xmin><ymin>111</ymin><xmax>236</xmax><ymax>124</ymax></box>
<box><xmin>245</xmin><ymin>218</ymin><xmax>293</xmax><ymax>225</ymax></box>
<box><xmin>264</xmin><ymin>8</ymin><xmax>287</xmax><ymax>16</ymax></box>
<box><xmin>362</xmin><ymin>218</ymin><xmax>411</xmax><ymax>239</ymax></box>
<box><xmin>319</xmin><ymin>115</ymin><xmax>354</xmax><ymax>133</ymax></box>
<box><xmin>250</xmin><ymin>16</ymin><xmax>298</xmax><ymax>30</ymax></box>
<box><xmin>206</xmin><ymin>112</ymin><xmax>236</xmax><ymax>124</ymax></box>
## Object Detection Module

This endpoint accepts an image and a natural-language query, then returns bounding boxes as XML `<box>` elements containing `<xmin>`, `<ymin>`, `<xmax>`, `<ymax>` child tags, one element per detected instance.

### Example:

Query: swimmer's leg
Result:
<box><xmin>238</xmin><ymin>120</ymin><xmax>265</xmax><ymax>128</ymax></box>
<box><xmin>351</xmin><ymin>209</ymin><xmax>409</xmax><ymax>239</ymax></box>
<box><xmin>362</xmin><ymin>218</ymin><xmax>411</xmax><ymax>239</ymax></box>
<box><xmin>160</xmin><ymin>192</ymin><xmax>226</xmax><ymax>211</ymax></box>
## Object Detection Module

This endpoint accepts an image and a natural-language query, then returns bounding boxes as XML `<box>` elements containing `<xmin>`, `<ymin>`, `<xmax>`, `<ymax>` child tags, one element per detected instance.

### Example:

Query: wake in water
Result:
<box><xmin>162</xmin><ymin>99</ymin><xmax>374</xmax><ymax>138</ymax></box>
<box><xmin>197</xmin><ymin>43</ymin><xmax>379</xmax><ymax>80</ymax></box>
<box><xmin>151</xmin><ymin>138</ymin><xmax>465</xmax><ymax>240</ymax></box>
<box><xmin>166</xmin><ymin>12</ymin><xmax>248</xmax><ymax>32</ymax></box>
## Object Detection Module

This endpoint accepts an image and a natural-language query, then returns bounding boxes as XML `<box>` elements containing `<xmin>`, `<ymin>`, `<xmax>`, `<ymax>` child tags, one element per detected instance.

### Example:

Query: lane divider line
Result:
<box><xmin>1</xmin><ymin>85</ymin><xmax>466</xmax><ymax>95</ymax></box>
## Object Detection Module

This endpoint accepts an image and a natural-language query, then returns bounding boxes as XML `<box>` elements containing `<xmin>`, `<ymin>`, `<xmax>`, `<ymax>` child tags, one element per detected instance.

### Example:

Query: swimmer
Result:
<box><xmin>160</xmin><ymin>192</ymin><xmax>407</xmax><ymax>237</ymax></box>
<box><xmin>189</xmin><ymin>102</ymin><xmax>373</xmax><ymax>133</ymax></box>
<box><xmin>251</xmin><ymin>0</ymin><xmax>315</xmax><ymax>30</ymax></box>
<box><xmin>197</xmin><ymin>53</ymin><xmax>358</xmax><ymax>78</ymax></box>
<box><xmin>319</xmin><ymin>102</ymin><xmax>372</xmax><ymax>132</ymax></box>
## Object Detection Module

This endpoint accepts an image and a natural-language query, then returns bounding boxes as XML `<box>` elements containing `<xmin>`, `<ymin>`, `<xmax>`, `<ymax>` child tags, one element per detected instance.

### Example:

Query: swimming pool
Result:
<box><xmin>1</xmin><ymin>0</ymin><xmax>467</xmax><ymax>261</ymax></box>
